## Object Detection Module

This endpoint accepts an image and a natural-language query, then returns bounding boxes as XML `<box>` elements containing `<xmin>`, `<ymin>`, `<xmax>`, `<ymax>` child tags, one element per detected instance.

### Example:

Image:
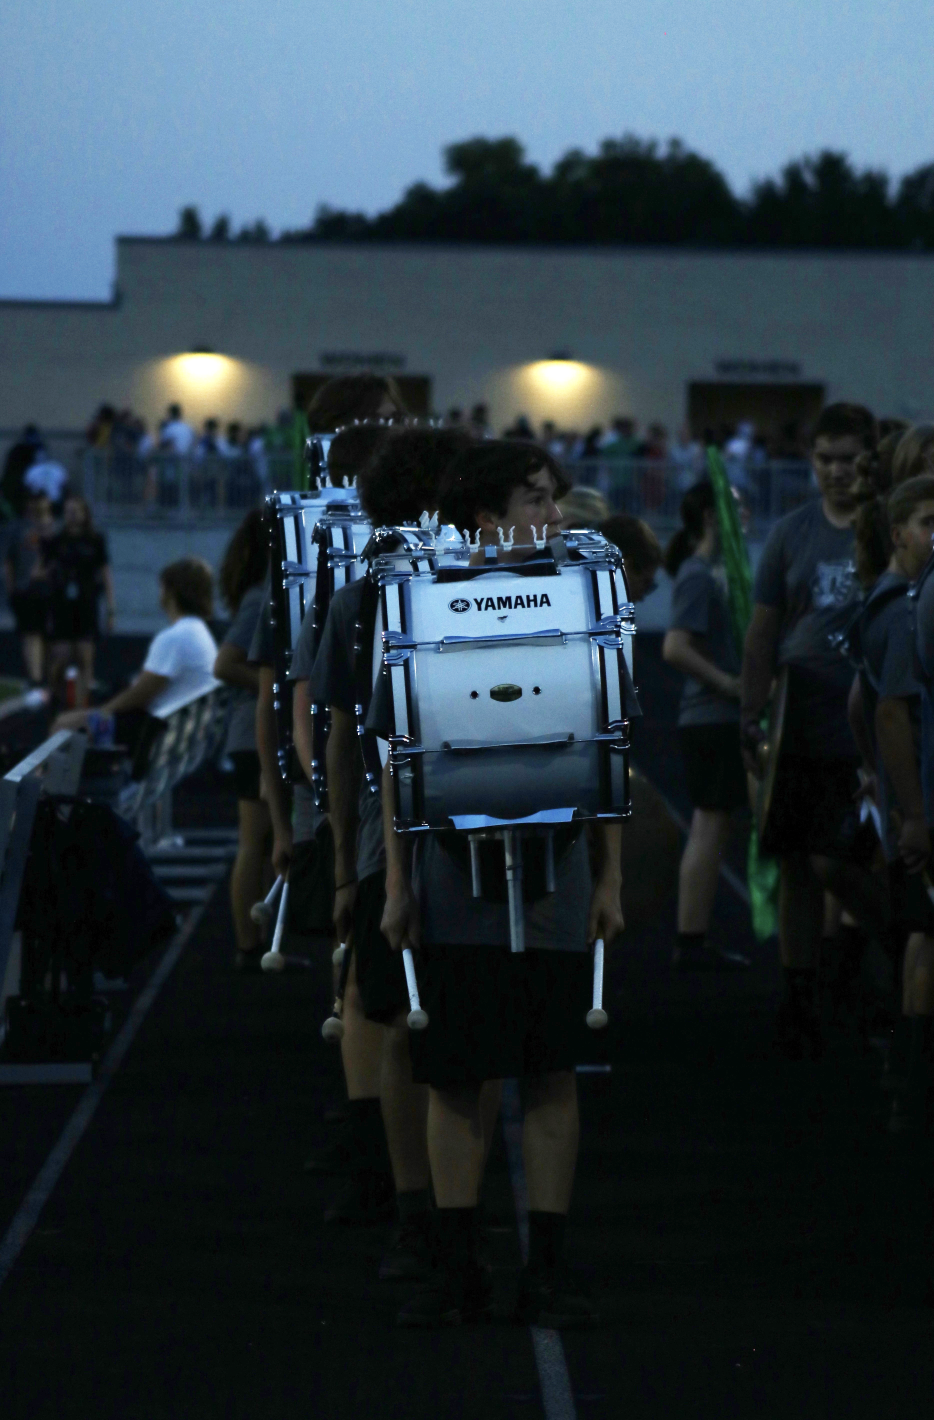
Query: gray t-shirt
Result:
<box><xmin>753</xmin><ymin>498</ymin><xmax>860</xmax><ymax>759</ymax></box>
<box><xmin>861</xmin><ymin>572</ymin><xmax>919</xmax><ymax>860</ymax></box>
<box><xmin>303</xmin><ymin>580</ymin><xmax>384</xmax><ymax>882</ymax></box>
<box><xmin>222</xmin><ymin>583</ymin><xmax>264</xmax><ymax>755</ymax></box>
<box><xmin>669</xmin><ymin>554</ymin><xmax>739</xmax><ymax>727</ymax></box>
<box><xmin>248</xmin><ymin>586</ymin><xmax>321</xmax><ymax>846</ymax></box>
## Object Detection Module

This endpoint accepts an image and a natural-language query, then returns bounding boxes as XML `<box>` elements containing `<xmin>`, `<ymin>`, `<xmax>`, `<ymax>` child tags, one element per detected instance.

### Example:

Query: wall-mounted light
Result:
<box><xmin>526</xmin><ymin>356</ymin><xmax>592</xmax><ymax>395</ymax></box>
<box><xmin>169</xmin><ymin>348</ymin><xmax>233</xmax><ymax>389</ymax></box>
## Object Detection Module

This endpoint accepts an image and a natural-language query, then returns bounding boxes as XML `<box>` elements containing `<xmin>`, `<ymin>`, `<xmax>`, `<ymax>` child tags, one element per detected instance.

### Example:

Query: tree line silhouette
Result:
<box><xmin>174</xmin><ymin>135</ymin><xmax>934</xmax><ymax>250</ymax></box>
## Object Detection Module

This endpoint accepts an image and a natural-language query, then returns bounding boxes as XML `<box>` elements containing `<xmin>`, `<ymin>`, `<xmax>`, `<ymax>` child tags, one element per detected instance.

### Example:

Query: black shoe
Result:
<box><xmin>303</xmin><ymin>1128</ymin><xmax>355</xmax><ymax>1175</ymax></box>
<box><xmin>379</xmin><ymin>1216</ymin><xmax>434</xmax><ymax>1281</ymax></box>
<box><xmin>514</xmin><ymin>1262</ymin><xmax>600</xmax><ymax>1329</ymax></box>
<box><xmin>672</xmin><ymin>942</ymin><xmax>751</xmax><ymax>972</ymax></box>
<box><xmin>773</xmin><ymin>995</ymin><xmax>823</xmax><ymax>1061</ymax></box>
<box><xmin>323</xmin><ymin>1170</ymin><xmax>395</xmax><ymax>1225</ymax></box>
<box><xmin>396</xmin><ymin>1260</ymin><xmax>493</xmax><ymax>1327</ymax></box>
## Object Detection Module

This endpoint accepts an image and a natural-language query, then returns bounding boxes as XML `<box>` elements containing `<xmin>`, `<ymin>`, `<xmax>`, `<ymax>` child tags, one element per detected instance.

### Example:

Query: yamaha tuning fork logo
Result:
<box><xmin>449</xmin><ymin>598</ymin><xmax>471</xmax><ymax>613</ymax></box>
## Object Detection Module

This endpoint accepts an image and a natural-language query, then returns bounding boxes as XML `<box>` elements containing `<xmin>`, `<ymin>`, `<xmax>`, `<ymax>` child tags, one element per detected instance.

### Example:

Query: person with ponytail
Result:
<box><xmin>662</xmin><ymin>481</ymin><xmax>751</xmax><ymax>971</ymax></box>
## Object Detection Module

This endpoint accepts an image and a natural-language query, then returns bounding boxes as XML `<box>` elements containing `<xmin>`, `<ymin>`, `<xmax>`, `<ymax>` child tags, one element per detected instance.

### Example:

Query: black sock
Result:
<box><xmin>783</xmin><ymin>966</ymin><xmax>817</xmax><ymax>1006</ymax></box>
<box><xmin>676</xmin><ymin>932</ymin><xmax>706</xmax><ymax>955</ymax></box>
<box><xmin>434</xmin><ymin>1207</ymin><xmax>477</xmax><ymax>1270</ymax></box>
<box><xmin>527</xmin><ymin>1211</ymin><xmax>567</xmax><ymax>1271</ymax></box>
<box><xmin>836</xmin><ymin>923</ymin><xmax>866</xmax><ymax>976</ymax></box>
<box><xmin>346</xmin><ymin>1097</ymin><xmax>388</xmax><ymax>1172</ymax></box>
<box><xmin>397</xmin><ymin>1188</ymin><xmax>431</xmax><ymax>1224</ymax></box>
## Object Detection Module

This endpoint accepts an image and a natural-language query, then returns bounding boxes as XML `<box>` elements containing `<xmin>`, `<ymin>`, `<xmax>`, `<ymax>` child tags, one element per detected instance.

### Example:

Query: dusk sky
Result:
<box><xmin>2</xmin><ymin>0</ymin><xmax>932</xmax><ymax>300</ymax></box>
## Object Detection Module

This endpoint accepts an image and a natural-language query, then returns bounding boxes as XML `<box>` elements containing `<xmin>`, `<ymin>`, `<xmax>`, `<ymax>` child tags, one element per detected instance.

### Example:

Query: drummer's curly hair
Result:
<box><xmin>438</xmin><ymin>440</ymin><xmax>571</xmax><ymax>534</ymax></box>
<box><xmin>305</xmin><ymin>374</ymin><xmax>406</xmax><ymax>432</ymax></box>
<box><xmin>357</xmin><ymin>425</ymin><xmax>473</xmax><ymax>526</ymax></box>
<box><xmin>326</xmin><ymin>421</ymin><xmax>391</xmax><ymax>486</ymax></box>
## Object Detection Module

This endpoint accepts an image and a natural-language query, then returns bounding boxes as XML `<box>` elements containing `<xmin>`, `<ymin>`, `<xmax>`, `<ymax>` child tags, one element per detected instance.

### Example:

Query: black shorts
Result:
<box><xmin>48</xmin><ymin>596</ymin><xmax>98</xmax><ymax>642</ymax></box>
<box><xmin>679</xmin><ymin>722</ymin><xmax>747</xmax><ymax>812</ymax></box>
<box><xmin>9</xmin><ymin>589</ymin><xmax>50</xmax><ymax>637</ymax></box>
<box><xmin>229</xmin><ymin>749</ymin><xmax>261</xmax><ymax>801</ymax></box>
<box><xmin>353</xmin><ymin>871</ymin><xmax>409</xmax><ymax>1024</ymax></box>
<box><xmin>762</xmin><ymin>755</ymin><xmax>876</xmax><ymax>863</ymax></box>
<box><xmin>889</xmin><ymin>860</ymin><xmax>934</xmax><ymax>939</ymax></box>
<box><xmin>408</xmin><ymin>944</ymin><xmax>593</xmax><ymax>1090</ymax></box>
<box><xmin>286</xmin><ymin>822</ymin><xmax>334</xmax><ymax>937</ymax></box>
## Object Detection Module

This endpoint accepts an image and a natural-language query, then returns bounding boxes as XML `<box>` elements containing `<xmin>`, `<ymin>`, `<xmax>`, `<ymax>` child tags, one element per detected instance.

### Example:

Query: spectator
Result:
<box><xmin>44</xmin><ymin>495</ymin><xmax>114</xmax><ymax>707</ymax></box>
<box><xmin>1</xmin><ymin>424</ymin><xmax>43</xmax><ymax>518</ymax></box>
<box><xmin>644</xmin><ymin>423</ymin><xmax>669</xmax><ymax>459</ymax></box>
<box><xmin>4</xmin><ymin>491</ymin><xmax>55</xmax><ymax>684</ymax></box>
<box><xmin>159</xmin><ymin>403</ymin><xmax>195</xmax><ymax>454</ymax></box>
<box><xmin>469</xmin><ymin>403</ymin><xmax>491</xmax><ymax>438</ymax></box>
<box><xmin>504</xmin><ymin>414</ymin><xmax>535</xmax><ymax>440</ymax></box>
<box><xmin>194</xmin><ymin>418</ymin><xmax>223</xmax><ymax>459</ymax></box>
<box><xmin>601</xmin><ymin>417</ymin><xmax>640</xmax><ymax>458</ymax></box>
<box><xmin>213</xmin><ymin>510</ymin><xmax>270</xmax><ymax>969</ymax></box>
<box><xmin>24</xmin><ymin>451</ymin><xmax>70</xmax><ymax>510</ymax></box>
<box><xmin>224</xmin><ymin>421</ymin><xmax>246</xmax><ymax>455</ymax></box>
<box><xmin>892</xmin><ymin>423</ymin><xmax>934</xmax><ymax>485</ymax></box>
<box><xmin>671</xmin><ymin>424</ymin><xmax>705</xmax><ymax>489</ymax></box>
<box><xmin>581</xmin><ymin>426</ymin><xmax>604</xmax><ymax>460</ymax></box>
<box><xmin>558</xmin><ymin>485</ymin><xmax>610</xmax><ymax>528</ymax></box>
<box><xmin>601</xmin><ymin>513</ymin><xmax>663</xmax><ymax>602</ymax></box>
<box><xmin>446</xmin><ymin>407</ymin><xmax>465</xmax><ymax>427</ymax></box>
<box><xmin>724</xmin><ymin>421</ymin><xmax>755</xmax><ymax>486</ymax></box>
<box><xmin>55</xmin><ymin>557</ymin><xmax>217</xmax><ymax>746</ymax></box>
<box><xmin>85</xmin><ymin>404</ymin><xmax>116</xmax><ymax>449</ymax></box>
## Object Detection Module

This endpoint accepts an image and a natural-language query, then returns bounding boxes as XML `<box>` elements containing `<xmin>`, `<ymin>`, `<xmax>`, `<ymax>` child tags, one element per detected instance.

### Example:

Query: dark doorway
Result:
<box><xmin>688</xmin><ymin>382</ymin><xmax>825</xmax><ymax>455</ymax></box>
<box><xmin>291</xmin><ymin>373</ymin><xmax>433</xmax><ymax>418</ymax></box>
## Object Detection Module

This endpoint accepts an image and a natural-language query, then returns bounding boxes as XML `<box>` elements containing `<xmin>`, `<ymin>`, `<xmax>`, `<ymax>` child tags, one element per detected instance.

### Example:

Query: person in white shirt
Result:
<box><xmin>24</xmin><ymin>455</ymin><xmax>70</xmax><ymax>509</ymax></box>
<box><xmin>159</xmin><ymin>404</ymin><xmax>195</xmax><ymax>455</ymax></box>
<box><xmin>55</xmin><ymin>556</ymin><xmax>217</xmax><ymax>730</ymax></box>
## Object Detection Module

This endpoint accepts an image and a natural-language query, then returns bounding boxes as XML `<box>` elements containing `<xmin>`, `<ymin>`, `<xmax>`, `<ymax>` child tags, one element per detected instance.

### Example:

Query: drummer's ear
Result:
<box><xmin>475</xmin><ymin>508</ymin><xmax>499</xmax><ymax>538</ymax></box>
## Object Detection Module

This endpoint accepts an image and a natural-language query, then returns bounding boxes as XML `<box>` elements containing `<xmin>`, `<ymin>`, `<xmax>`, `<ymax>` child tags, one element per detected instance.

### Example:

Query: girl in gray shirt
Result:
<box><xmin>662</xmin><ymin>481</ymin><xmax>749</xmax><ymax>972</ymax></box>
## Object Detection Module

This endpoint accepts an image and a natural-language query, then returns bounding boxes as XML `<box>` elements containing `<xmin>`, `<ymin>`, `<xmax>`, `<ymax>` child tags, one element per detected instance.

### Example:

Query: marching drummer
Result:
<box><xmin>299</xmin><ymin>423</ymin><xmax>471</xmax><ymax>1261</ymax></box>
<box><xmin>374</xmin><ymin>440</ymin><xmax>632</xmax><ymax>1328</ymax></box>
<box><xmin>741</xmin><ymin>404</ymin><xmax>890</xmax><ymax>1058</ymax></box>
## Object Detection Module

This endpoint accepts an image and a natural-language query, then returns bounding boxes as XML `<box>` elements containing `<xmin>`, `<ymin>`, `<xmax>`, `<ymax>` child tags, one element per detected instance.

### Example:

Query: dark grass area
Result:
<box><xmin>0</xmin><ymin>635</ymin><xmax>933</xmax><ymax>1417</ymax></box>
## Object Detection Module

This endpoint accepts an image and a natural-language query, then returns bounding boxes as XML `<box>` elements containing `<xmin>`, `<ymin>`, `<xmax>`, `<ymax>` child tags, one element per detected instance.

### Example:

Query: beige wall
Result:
<box><xmin>2</xmin><ymin>240</ymin><xmax>933</xmax><ymax>435</ymax></box>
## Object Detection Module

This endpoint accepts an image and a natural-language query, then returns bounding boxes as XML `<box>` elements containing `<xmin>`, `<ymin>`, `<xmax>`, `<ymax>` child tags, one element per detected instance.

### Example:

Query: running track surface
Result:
<box><xmin>0</xmin><ymin>637</ymin><xmax>932</xmax><ymax>1419</ymax></box>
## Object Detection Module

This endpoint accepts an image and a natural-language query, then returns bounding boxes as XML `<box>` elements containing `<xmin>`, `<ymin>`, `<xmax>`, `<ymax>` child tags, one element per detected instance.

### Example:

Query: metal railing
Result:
<box><xmin>0</xmin><ymin>679</ymin><xmax>232</xmax><ymax>1081</ymax></box>
<box><xmin>569</xmin><ymin>457</ymin><xmax>815</xmax><ymax>535</ymax></box>
<box><xmin>78</xmin><ymin>449</ymin><xmax>300</xmax><ymax>521</ymax></box>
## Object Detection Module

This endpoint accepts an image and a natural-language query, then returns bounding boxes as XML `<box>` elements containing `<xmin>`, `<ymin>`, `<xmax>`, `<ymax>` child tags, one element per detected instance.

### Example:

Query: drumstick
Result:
<box><xmin>260</xmin><ymin>881</ymin><xmax>289</xmax><ymax>972</ymax></box>
<box><xmin>250</xmin><ymin>874</ymin><xmax>283</xmax><ymax>927</ymax></box>
<box><xmin>402</xmin><ymin>947</ymin><xmax>428</xmax><ymax>1030</ymax></box>
<box><xmin>586</xmin><ymin>937</ymin><xmax>608</xmax><ymax>1030</ymax></box>
<box><xmin>322</xmin><ymin>940</ymin><xmax>352</xmax><ymax>1041</ymax></box>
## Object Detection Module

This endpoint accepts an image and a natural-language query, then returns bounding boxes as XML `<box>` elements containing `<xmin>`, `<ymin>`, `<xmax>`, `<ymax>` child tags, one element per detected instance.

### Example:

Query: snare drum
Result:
<box><xmin>373</xmin><ymin>535</ymin><xmax>635</xmax><ymax>830</ymax></box>
<box><xmin>267</xmin><ymin>488</ymin><xmax>362</xmax><ymax>781</ymax></box>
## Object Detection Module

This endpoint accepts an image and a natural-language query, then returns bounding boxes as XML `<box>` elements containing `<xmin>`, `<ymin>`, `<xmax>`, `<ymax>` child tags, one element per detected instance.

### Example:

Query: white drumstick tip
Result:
<box><xmin>332</xmin><ymin>942</ymin><xmax>346</xmax><ymax>966</ymax></box>
<box><xmin>261</xmin><ymin>950</ymin><xmax>286</xmax><ymax>972</ymax></box>
<box><xmin>321</xmin><ymin>1015</ymin><xmax>345</xmax><ymax>1041</ymax></box>
<box><xmin>407</xmin><ymin>1007</ymin><xmax>429</xmax><ymax>1031</ymax></box>
<box><xmin>586</xmin><ymin>1006</ymin><xmax>608</xmax><ymax>1030</ymax></box>
<box><xmin>251</xmin><ymin>875</ymin><xmax>284</xmax><ymax>925</ymax></box>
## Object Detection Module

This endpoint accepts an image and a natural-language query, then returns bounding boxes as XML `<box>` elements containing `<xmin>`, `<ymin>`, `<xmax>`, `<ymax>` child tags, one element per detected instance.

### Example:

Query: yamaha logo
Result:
<box><xmin>449</xmin><ymin>598</ymin><xmax>471</xmax><ymax>613</ymax></box>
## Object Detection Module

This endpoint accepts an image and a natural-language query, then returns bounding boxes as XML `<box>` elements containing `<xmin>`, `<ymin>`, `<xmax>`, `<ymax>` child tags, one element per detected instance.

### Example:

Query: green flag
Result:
<box><xmin>705</xmin><ymin>446</ymin><xmax>752</xmax><ymax>657</ymax></box>
<box><xmin>706</xmin><ymin>446</ymin><xmax>777</xmax><ymax>940</ymax></box>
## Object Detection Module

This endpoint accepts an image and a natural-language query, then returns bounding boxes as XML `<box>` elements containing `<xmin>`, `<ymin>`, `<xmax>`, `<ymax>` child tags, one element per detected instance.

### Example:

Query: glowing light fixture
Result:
<box><xmin>169</xmin><ymin>348</ymin><xmax>232</xmax><ymax>389</ymax></box>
